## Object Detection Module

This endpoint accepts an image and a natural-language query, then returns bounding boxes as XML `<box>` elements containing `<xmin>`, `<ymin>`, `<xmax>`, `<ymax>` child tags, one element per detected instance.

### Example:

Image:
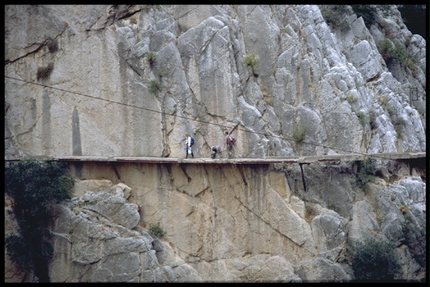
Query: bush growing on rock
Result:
<box><xmin>146</xmin><ymin>51</ymin><xmax>156</xmax><ymax>66</ymax></box>
<box><xmin>348</xmin><ymin>237</ymin><xmax>401</xmax><ymax>281</ymax></box>
<box><xmin>320</xmin><ymin>5</ymin><xmax>349</xmax><ymax>31</ymax></box>
<box><xmin>356</xmin><ymin>112</ymin><xmax>370</xmax><ymax>127</ymax></box>
<box><xmin>376</xmin><ymin>39</ymin><xmax>417</xmax><ymax>68</ymax></box>
<box><xmin>5</xmin><ymin>160</ymin><xmax>74</xmax><ymax>282</ymax></box>
<box><xmin>350</xmin><ymin>5</ymin><xmax>378</xmax><ymax>28</ymax></box>
<box><xmin>149</xmin><ymin>79</ymin><xmax>161</xmax><ymax>94</ymax></box>
<box><xmin>292</xmin><ymin>125</ymin><xmax>307</xmax><ymax>143</ymax></box>
<box><xmin>352</xmin><ymin>157</ymin><xmax>376</xmax><ymax>189</ymax></box>
<box><xmin>148</xmin><ymin>222</ymin><xmax>165</xmax><ymax>237</ymax></box>
<box><xmin>245</xmin><ymin>54</ymin><xmax>259</xmax><ymax>76</ymax></box>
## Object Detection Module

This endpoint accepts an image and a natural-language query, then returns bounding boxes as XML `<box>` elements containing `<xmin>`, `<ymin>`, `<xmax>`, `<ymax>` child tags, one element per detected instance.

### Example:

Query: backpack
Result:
<box><xmin>190</xmin><ymin>137</ymin><xmax>194</xmax><ymax>146</ymax></box>
<box><xmin>227</xmin><ymin>135</ymin><xmax>236</xmax><ymax>144</ymax></box>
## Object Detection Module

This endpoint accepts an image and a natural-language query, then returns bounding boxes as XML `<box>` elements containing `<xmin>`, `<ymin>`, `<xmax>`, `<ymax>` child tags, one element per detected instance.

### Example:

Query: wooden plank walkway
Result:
<box><xmin>5</xmin><ymin>152</ymin><xmax>426</xmax><ymax>165</ymax></box>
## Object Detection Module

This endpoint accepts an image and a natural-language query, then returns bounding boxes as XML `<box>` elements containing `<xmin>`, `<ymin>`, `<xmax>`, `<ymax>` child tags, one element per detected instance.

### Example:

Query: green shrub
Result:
<box><xmin>352</xmin><ymin>157</ymin><xmax>376</xmax><ymax>189</ymax></box>
<box><xmin>245</xmin><ymin>54</ymin><xmax>258</xmax><ymax>75</ymax></box>
<box><xmin>356</xmin><ymin>112</ymin><xmax>369</xmax><ymax>127</ymax></box>
<box><xmin>377</xmin><ymin>39</ymin><xmax>417</xmax><ymax>68</ymax></box>
<box><xmin>156</xmin><ymin>69</ymin><xmax>165</xmax><ymax>78</ymax></box>
<box><xmin>391</xmin><ymin>45</ymin><xmax>417</xmax><ymax>67</ymax></box>
<box><xmin>348</xmin><ymin>237</ymin><xmax>401</xmax><ymax>281</ymax></box>
<box><xmin>148</xmin><ymin>222</ymin><xmax>165</xmax><ymax>237</ymax></box>
<box><xmin>320</xmin><ymin>5</ymin><xmax>350</xmax><ymax>30</ymax></box>
<box><xmin>353</xmin><ymin>171</ymin><xmax>375</xmax><ymax>190</ymax></box>
<box><xmin>292</xmin><ymin>125</ymin><xmax>308</xmax><ymax>143</ymax></box>
<box><xmin>146</xmin><ymin>51</ymin><xmax>156</xmax><ymax>67</ymax></box>
<box><xmin>149</xmin><ymin>80</ymin><xmax>161</xmax><ymax>94</ymax></box>
<box><xmin>377</xmin><ymin>39</ymin><xmax>393</xmax><ymax>60</ymax></box>
<box><xmin>361</xmin><ymin>157</ymin><xmax>376</xmax><ymax>173</ymax></box>
<box><xmin>5</xmin><ymin>160</ymin><xmax>74</xmax><ymax>212</ymax></box>
<box><xmin>386</xmin><ymin>106</ymin><xmax>395</xmax><ymax>117</ymax></box>
<box><xmin>327</xmin><ymin>202</ymin><xmax>337</xmax><ymax>211</ymax></box>
<box><xmin>5</xmin><ymin>160</ymin><xmax>74</xmax><ymax>282</ymax></box>
<box><xmin>347</xmin><ymin>94</ymin><xmax>357</xmax><ymax>103</ymax></box>
<box><xmin>5</xmin><ymin>235</ymin><xmax>33</xmax><ymax>273</ymax></box>
<box><xmin>350</xmin><ymin>5</ymin><xmax>377</xmax><ymax>27</ymax></box>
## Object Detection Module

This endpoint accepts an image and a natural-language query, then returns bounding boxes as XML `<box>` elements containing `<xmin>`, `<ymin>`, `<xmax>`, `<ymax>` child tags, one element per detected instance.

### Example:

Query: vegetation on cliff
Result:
<box><xmin>348</xmin><ymin>237</ymin><xmax>401</xmax><ymax>281</ymax></box>
<box><xmin>5</xmin><ymin>160</ymin><xmax>74</xmax><ymax>282</ymax></box>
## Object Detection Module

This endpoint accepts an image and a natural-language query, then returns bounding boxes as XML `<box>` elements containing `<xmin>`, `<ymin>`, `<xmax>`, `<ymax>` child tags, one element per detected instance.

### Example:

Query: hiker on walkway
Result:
<box><xmin>211</xmin><ymin>145</ymin><xmax>221</xmax><ymax>159</ymax></box>
<box><xmin>184</xmin><ymin>133</ymin><xmax>194</xmax><ymax>158</ymax></box>
<box><xmin>224</xmin><ymin>131</ymin><xmax>235</xmax><ymax>157</ymax></box>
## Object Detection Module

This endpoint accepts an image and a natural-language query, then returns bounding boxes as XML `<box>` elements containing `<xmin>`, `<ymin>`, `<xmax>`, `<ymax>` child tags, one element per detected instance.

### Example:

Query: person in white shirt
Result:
<box><xmin>185</xmin><ymin>133</ymin><xmax>194</xmax><ymax>158</ymax></box>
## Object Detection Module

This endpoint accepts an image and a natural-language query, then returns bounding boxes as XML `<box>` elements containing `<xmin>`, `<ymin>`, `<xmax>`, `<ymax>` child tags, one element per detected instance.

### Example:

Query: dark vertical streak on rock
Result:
<box><xmin>42</xmin><ymin>89</ymin><xmax>51</xmax><ymax>155</ymax></box>
<box><xmin>72</xmin><ymin>106</ymin><xmax>82</xmax><ymax>156</ymax></box>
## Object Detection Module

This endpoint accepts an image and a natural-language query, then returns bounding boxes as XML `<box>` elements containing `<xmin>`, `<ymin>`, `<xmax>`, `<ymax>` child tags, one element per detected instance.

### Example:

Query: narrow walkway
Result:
<box><xmin>5</xmin><ymin>152</ymin><xmax>426</xmax><ymax>164</ymax></box>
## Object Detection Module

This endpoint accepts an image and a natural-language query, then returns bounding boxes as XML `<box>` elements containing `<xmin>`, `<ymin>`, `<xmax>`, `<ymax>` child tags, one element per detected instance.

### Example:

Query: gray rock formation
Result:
<box><xmin>4</xmin><ymin>5</ymin><xmax>425</xmax><ymax>160</ymax></box>
<box><xmin>47</xmin><ymin>182</ymin><xmax>202</xmax><ymax>282</ymax></box>
<box><xmin>4</xmin><ymin>4</ymin><xmax>426</xmax><ymax>283</ymax></box>
<box><xmin>5</xmin><ymin>158</ymin><xmax>426</xmax><ymax>282</ymax></box>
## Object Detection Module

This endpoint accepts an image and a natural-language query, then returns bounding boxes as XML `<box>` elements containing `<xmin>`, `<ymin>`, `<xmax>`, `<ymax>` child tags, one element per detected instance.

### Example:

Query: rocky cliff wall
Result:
<box><xmin>5</xmin><ymin>159</ymin><xmax>426</xmax><ymax>282</ymax></box>
<box><xmin>4</xmin><ymin>4</ymin><xmax>426</xmax><ymax>283</ymax></box>
<box><xmin>5</xmin><ymin>5</ymin><xmax>426</xmax><ymax>159</ymax></box>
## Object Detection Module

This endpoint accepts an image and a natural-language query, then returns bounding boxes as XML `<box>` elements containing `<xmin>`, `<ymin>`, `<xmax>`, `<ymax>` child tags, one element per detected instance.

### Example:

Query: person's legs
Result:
<box><xmin>228</xmin><ymin>143</ymin><xmax>234</xmax><ymax>158</ymax></box>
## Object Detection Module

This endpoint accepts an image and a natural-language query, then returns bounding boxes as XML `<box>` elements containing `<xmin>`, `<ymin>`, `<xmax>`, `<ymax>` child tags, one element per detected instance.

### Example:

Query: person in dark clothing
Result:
<box><xmin>224</xmin><ymin>131</ymin><xmax>235</xmax><ymax>158</ymax></box>
<box><xmin>211</xmin><ymin>145</ymin><xmax>221</xmax><ymax>159</ymax></box>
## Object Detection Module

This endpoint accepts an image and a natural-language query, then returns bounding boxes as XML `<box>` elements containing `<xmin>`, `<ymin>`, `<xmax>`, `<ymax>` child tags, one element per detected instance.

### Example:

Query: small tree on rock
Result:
<box><xmin>5</xmin><ymin>160</ymin><xmax>74</xmax><ymax>282</ymax></box>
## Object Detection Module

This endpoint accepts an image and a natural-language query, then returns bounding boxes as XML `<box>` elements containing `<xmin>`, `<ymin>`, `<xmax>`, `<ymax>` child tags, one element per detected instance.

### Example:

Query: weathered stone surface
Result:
<box><xmin>348</xmin><ymin>200</ymin><xmax>379</xmax><ymax>242</ymax></box>
<box><xmin>4</xmin><ymin>5</ymin><xmax>425</xmax><ymax>160</ymax></box>
<box><xmin>5</xmin><ymin>158</ymin><xmax>426</xmax><ymax>282</ymax></box>
<box><xmin>4</xmin><ymin>4</ymin><xmax>426</xmax><ymax>283</ymax></box>
<box><xmin>301</xmin><ymin>257</ymin><xmax>350</xmax><ymax>282</ymax></box>
<box><xmin>45</xmin><ymin>180</ymin><xmax>203</xmax><ymax>282</ymax></box>
<box><xmin>311</xmin><ymin>213</ymin><xmax>345</xmax><ymax>256</ymax></box>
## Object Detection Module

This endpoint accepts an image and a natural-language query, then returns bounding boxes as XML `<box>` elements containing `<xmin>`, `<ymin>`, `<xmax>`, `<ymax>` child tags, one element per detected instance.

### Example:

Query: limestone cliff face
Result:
<box><xmin>5</xmin><ymin>160</ymin><xmax>426</xmax><ymax>282</ymax></box>
<box><xmin>4</xmin><ymin>5</ymin><xmax>426</xmax><ymax>159</ymax></box>
<box><xmin>4</xmin><ymin>5</ymin><xmax>426</xmax><ymax>283</ymax></box>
